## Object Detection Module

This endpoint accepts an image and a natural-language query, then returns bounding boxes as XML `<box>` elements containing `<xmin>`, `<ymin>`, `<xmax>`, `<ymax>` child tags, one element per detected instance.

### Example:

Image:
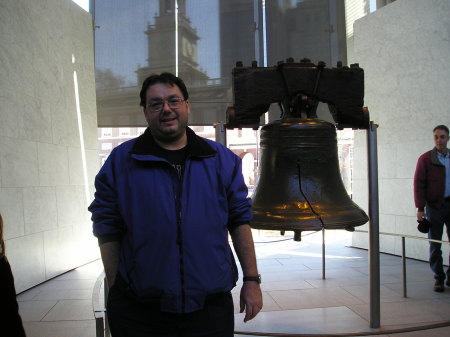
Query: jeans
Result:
<box><xmin>426</xmin><ymin>200</ymin><xmax>450</xmax><ymax>281</ymax></box>
<box><xmin>106</xmin><ymin>278</ymin><xmax>234</xmax><ymax>337</ymax></box>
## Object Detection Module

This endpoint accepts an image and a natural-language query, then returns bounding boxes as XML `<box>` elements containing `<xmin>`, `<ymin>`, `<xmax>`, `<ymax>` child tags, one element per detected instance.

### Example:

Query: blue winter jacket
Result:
<box><xmin>89</xmin><ymin>127</ymin><xmax>252</xmax><ymax>313</ymax></box>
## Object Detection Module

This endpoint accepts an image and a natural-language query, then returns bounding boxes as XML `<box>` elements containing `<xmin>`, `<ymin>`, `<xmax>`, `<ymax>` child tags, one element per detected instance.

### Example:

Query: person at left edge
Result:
<box><xmin>0</xmin><ymin>213</ymin><xmax>27</xmax><ymax>337</ymax></box>
<box><xmin>88</xmin><ymin>72</ymin><xmax>263</xmax><ymax>337</ymax></box>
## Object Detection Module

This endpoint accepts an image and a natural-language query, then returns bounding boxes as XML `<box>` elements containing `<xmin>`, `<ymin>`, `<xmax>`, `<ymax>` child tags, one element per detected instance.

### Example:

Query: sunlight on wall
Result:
<box><xmin>72</xmin><ymin>0</ymin><xmax>89</xmax><ymax>12</ymax></box>
<box><xmin>73</xmin><ymin>52</ymin><xmax>99</xmax><ymax>261</ymax></box>
<box><xmin>72</xmin><ymin>54</ymin><xmax>91</xmax><ymax>209</ymax></box>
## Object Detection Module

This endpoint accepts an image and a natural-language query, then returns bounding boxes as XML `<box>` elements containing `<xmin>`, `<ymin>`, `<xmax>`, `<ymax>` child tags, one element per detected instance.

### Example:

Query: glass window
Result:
<box><xmin>94</xmin><ymin>0</ymin><xmax>356</xmax><ymax>193</ymax></box>
<box><xmin>94</xmin><ymin>0</ymin><xmax>257</xmax><ymax>127</ymax></box>
<box><xmin>119</xmin><ymin>127</ymin><xmax>130</xmax><ymax>136</ymax></box>
<box><xmin>265</xmin><ymin>0</ymin><xmax>347</xmax><ymax>67</ymax></box>
<box><xmin>101</xmin><ymin>128</ymin><xmax>112</xmax><ymax>138</ymax></box>
<box><xmin>101</xmin><ymin>142</ymin><xmax>112</xmax><ymax>150</ymax></box>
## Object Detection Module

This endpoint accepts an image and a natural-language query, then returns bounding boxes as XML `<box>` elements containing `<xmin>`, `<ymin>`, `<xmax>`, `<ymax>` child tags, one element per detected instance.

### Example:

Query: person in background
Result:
<box><xmin>89</xmin><ymin>72</ymin><xmax>263</xmax><ymax>337</ymax></box>
<box><xmin>414</xmin><ymin>124</ymin><xmax>450</xmax><ymax>292</ymax></box>
<box><xmin>0</xmin><ymin>213</ymin><xmax>27</xmax><ymax>336</ymax></box>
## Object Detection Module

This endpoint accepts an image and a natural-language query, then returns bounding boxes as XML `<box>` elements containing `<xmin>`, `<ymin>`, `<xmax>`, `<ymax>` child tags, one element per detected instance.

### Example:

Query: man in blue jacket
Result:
<box><xmin>89</xmin><ymin>72</ymin><xmax>263</xmax><ymax>337</ymax></box>
<box><xmin>414</xmin><ymin>125</ymin><xmax>450</xmax><ymax>292</ymax></box>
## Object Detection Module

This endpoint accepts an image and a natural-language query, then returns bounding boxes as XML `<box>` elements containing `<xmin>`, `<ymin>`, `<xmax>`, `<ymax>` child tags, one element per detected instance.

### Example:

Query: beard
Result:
<box><xmin>149</xmin><ymin>118</ymin><xmax>188</xmax><ymax>147</ymax></box>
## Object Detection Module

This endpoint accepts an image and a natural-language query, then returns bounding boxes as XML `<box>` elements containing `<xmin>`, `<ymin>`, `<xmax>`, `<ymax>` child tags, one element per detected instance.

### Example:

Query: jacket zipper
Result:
<box><xmin>173</xmin><ymin>164</ymin><xmax>186</xmax><ymax>313</ymax></box>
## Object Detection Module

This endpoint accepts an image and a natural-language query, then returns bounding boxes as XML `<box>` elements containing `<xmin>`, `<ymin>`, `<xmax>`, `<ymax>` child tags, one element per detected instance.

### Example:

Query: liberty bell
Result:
<box><xmin>226</xmin><ymin>59</ymin><xmax>370</xmax><ymax>241</ymax></box>
<box><xmin>251</xmin><ymin>117</ymin><xmax>368</xmax><ymax>241</ymax></box>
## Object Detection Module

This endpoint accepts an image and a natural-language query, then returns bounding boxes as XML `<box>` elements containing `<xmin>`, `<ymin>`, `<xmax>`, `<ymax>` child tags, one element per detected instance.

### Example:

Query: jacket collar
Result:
<box><xmin>130</xmin><ymin>127</ymin><xmax>216</xmax><ymax>158</ymax></box>
<box><xmin>431</xmin><ymin>147</ymin><xmax>449</xmax><ymax>165</ymax></box>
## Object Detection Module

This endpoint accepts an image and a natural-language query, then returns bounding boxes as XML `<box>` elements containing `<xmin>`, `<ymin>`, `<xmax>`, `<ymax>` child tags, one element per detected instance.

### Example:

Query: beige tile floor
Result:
<box><xmin>17</xmin><ymin>230</ymin><xmax>450</xmax><ymax>337</ymax></box>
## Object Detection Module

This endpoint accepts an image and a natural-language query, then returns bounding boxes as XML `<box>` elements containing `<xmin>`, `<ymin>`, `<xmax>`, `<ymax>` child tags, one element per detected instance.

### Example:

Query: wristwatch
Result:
<box><xmin>243</xmin><ymin>274</ymin><xmax>261</xmax><ymax>284</ymax></box>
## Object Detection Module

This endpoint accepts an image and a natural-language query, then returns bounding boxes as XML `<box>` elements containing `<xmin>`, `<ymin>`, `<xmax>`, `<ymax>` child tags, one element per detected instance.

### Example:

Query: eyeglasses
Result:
<box><xmin>146</xmin><ymin>97</ymin><xmax>186</xmax><ymax>112</ymax></box>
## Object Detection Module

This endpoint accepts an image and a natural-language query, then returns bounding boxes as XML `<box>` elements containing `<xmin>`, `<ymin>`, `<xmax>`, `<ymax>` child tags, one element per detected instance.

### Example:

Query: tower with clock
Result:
<box><xmin>136</xmin><ymin>0</ymin><xmax>208</xmax><ymax>86</ymax></box>
<box><xmin>99</xmin><ymin>0</ymin><xmax>228</xmax><ymax>127</ymax></box>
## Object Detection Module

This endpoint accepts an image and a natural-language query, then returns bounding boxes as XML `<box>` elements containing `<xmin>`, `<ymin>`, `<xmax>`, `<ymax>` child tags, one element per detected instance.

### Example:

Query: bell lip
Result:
<box><xmin>250</xmin><ymin>223</ymin><xmax>368</xmax><ymax>232</ymax></box>
<box><xmin>250</xmin><ymin>224</ymin><xmax>323</xmax><ymax>231</ymax></box>
<box><xmin>250</xmin><ymin>214</ymin><xmax>369</xmax><ymax>230</ymax></box>
<box><xmin>252</xmin><ymin>208</ymin><xmax>369</xmax><ymax>220</ymax></box>
<box><xmin>264</xmin><ymin>117</ymin><xmax>334</xmax><ymax>126</ymax></box>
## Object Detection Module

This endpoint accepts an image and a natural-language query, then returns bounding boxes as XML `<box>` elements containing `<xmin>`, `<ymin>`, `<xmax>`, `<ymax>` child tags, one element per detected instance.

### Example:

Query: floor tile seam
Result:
<box><xmin>266</xmin><ymin>258</ymin><xmax>284</xmax><ymax>266</ymax></box>
<box><xmin>338</xmin><ymin>294</ymin><xmax>413</xmax><ymax>305</ymax></box>
<box><xmin>254</xmin><ymin>304</ymin><xmax>352</xmax><ymax>314</ymax></box>
<box><xmin>379</xmin><ymin>274</ymin><xmax>405</xmax><ymax>283</ymax></box>
<box><xmin>303</xmin><ymin>279</ymin><xmax>319</xmax><ymax>289</ymax></box>
<box><xmin>376</xmin><ymin>281</ymin><xmax>419</xmax><ymax>297</ymax></box>
<box><xmin>368</xmin><ymin>301</ymin><xmax>442</xmax><ymax>311</ymax></box>
<box><xmin>369</xmin><ymin>300</ymin><xmax>450</xmax><ymax>320</ymax></box>
<box><xmin>342</xmin><ymin>283</ymin><xmax>413</xmax><ymax>296</ymax></box>
<box><xmin>18</xmin><ymin>298</ymin><xmax>59</xmax><ymax>304</ymax></box>
<box><xmin>274</xmin><ymin>302</ymin><xmax>363</xmax><ymax>311</ymax></box>
<box><xmin>262</xmin><ymin>276</ymin><xmax>320</xmax><ymax>283</ymax></box>
<box><xmin>40</xmin><ymin>300</ymin><xmax>60</xmax><ymax>322</ymax></box>
<box><xmin>376</xmin><ymin>297</ymin><xmax>429</xmax><ymax>305</ymax></box>
<box><xmin>265</xmin><ymin>286</ymin><xmax>366</xmax><ymax>307</ymax></box>
<box><xmin>396</xmin><ymin>297</ymin><xmax>450</xmax><ymax>304</ymax></box>
<box><xmin>275</xmin><ymin>260</ymin><xmax>315</xmax><ymax>270</ymax></box>
<box><xmin>261</xmin><ymin>285</ymin><xmax>316</xmax><ymax>292</ymax></box>
<box><xmin>32</xmin><ymin>286</ymin><xmax>97</xmax><ymax>292</ymax></box>
<box><xmin>48</xmin><ymin>298</ymin><xmax>93</xmax><ymax>303</ymax></box>
<box><xmin>39</xmin><ymin>279</ymin><xmax>98</xmax><ymax>286</ymax></box>
<box><xmin>344</xmin><ymin>303</ymin><xmax>372</xmax><ymax>326</ymax></box>
<box><xmin>17</xmin><ymin>294</ymin><xmax>42</xmax><ymax>302</ymax></box>
<box><xmin>258</xmin><ymin>266</ymin><xmax>313</xmax><ymax>272</ymax></box>
<box><xmin>408</xmin><ymin>297</ymin><xmax>450</xmax><ymax>307</ymax></box>
<box><xmin>32</xmin><ymin>297</ymin><xmax>93</xmax><ymax>301</ymax></box>
<box><xmin>350</xmin><ymin>266</ymin><xmax>371</xmax><ymax>277</ymax></box>
<box><xmin>333</xmin><ymin>285</ymin><xmax>368</xmax><ymax>305</ymax></box>
<box><xmin>38</xmin><ymin>318</ymin><xmax>97</xmax><ymax>323</ymax></box>
<box><xmin>263</xmin><ymin>291</ymin><xmax>283</xmax><ymax>311</ymax></box>
<box><xmin>304</xmin><ymin>279</ymin><xmax>371</xmax><ymax>289</ymax></box>
<box><xmin>265</xmin><ymin>285</ymin><xmax>327</xmax><ymax>293</ymax></box>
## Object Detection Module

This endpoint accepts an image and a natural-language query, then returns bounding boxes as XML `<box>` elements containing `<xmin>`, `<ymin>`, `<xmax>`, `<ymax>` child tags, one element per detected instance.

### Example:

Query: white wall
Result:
<box><xmin>350</xmin><ymin>0</ymin><xmax>450</xmax><ymax>261</ymax></box>
<box><xmin>0</xmin><ymin>0</ymin><xmax>100</xmax><ymax>292</ymax></box>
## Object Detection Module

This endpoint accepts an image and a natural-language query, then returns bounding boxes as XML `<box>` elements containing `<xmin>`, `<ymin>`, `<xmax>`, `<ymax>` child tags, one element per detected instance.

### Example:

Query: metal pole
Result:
<box><xmin>367</xmin><ymin>121</ymin><xmax>380</xmax><ymax>328</ymax></box>
<box><xmin>104</xmin><ymin>277</ymin><xmax>110</xmax><ymax>336</ymax></box>
<box><xmin>322</xmin><ymin>228</ymin><xmax>326</xmax><ymax>279</ymax></box>
<box><xmin>402</xmin><ymin>236</ymin><xmax>407</xmax><ymax>298</ymax></box>
<box><xmin>214</xmin><ymin>122</ymin><xmax>227</xmax><ymax>146</ymax></box>
<box><xmin>95</xmin><ymin>316</ymin><xmax>104</xmax><ymax>337</ymax></box>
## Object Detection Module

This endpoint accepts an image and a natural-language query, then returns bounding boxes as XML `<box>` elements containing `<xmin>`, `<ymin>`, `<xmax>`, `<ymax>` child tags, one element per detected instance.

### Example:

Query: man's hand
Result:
<box><xmin>240</xmin><ymin>281</ymin><xmax>263</xmax><ymax>322</ymax></box>
<box><xmin>230</xmin><ymin>225</ymin><xmax>262</xmax><ymax>321</ymax></box>
<box><xmin>417</xmin><ymin>210</ymin><xmax>425</xmax><ymax>221</ymax></box>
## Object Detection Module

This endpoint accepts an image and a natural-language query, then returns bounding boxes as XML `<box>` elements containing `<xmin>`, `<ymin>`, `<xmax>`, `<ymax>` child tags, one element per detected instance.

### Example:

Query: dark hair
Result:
<box><xmin>433</xmin><ymin>125</ymin><xmax>449</xmax><ymax>135</ymax></box>
<box><xmin>139</xmin><ymin>72</ymin><xmax>189</xmax><ymax>107</ymax></box>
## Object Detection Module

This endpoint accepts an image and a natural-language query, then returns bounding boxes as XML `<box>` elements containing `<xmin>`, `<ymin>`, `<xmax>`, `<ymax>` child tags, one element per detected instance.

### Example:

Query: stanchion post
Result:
<box><xmin>214</xmin><ymin>122</ymin><xmax>227</xmax><ymax>146</ymax></box>
<box><xmin>104</xmin><ymin>277</ymin><xmax>110</xmax><ymax>336</ymax></box>
<box><xmin>322</xmin><ymin>228</ymin><xmax>326</xmax><ymax>280</ymax></box>
<box><xmin>402</xmin><ymin>236</ymin><xmax>407</xmax><ymax>298</ymax></box>
<box><xmin>367</xmin><ymin>121</ymin><xmax>380</xmax><ymax>328</ymax></box>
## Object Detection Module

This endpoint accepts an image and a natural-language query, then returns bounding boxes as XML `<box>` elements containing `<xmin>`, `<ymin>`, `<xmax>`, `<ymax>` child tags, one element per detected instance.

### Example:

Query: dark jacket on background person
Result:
<box><xmin>414</xmin><ymin>148</ymin><xmax>447</xmax><ymax>211</ymax></box>
<box><xmin>89</xmin><ymin>127</ymin><xmax>252</xmax><ymax>313</ymax></box>
<box><xmin>0</xmin><ymin>256</ymin><xmax>27</xmax><ymax>337</ymax></box>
